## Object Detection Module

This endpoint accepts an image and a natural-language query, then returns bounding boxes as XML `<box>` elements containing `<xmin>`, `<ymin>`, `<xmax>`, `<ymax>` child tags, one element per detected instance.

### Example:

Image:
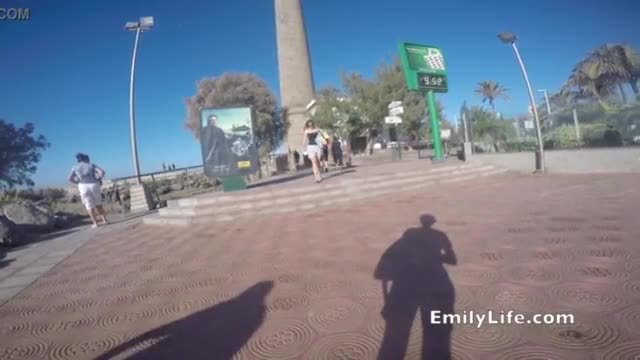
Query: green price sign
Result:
<box><xmin>399</xmin><ymin>42</ymin><xmax>448</xmax><ymax>93</ymax></box>
<box><xmin>417</xmin><ymin>73</ymin><xmax>448</xmax><ymax>91</ymax></box>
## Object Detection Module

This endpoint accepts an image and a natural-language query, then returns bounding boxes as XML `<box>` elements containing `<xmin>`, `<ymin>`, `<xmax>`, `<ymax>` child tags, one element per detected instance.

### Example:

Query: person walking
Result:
<box><xmin>331</xmin><ymin>136</ymin><xmax>343</xmax><ymax>167</ymax></box>
<box><xmin>321</xmin><ymin>139</ymin><xmax>330</xmax><ymax>173</ymax></box>
<box><xmin>301</xmin><ymin>120</ymin><xmax>327</xmax><ymax>183</ymax></box>
<box><xmin>68</xmin><ymin>153</ymin><xmax>108</xmax><ymax>228</ymax></box>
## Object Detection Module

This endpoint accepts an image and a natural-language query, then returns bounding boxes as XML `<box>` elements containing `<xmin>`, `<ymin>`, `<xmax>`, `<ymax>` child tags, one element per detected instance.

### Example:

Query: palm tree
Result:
<box><xmin>563</xmin><ymin>59</ymin><xmax>616</xmax><ymax>111</ymax></box>
<box><xmin>474</xmin><ymin>80</ymin><xmax>509</xmax><ymax>113</ymax></box>
<box><xmin>615</xmin><ymin>44</ymin><xmax>640</xmax><ymax>97</ymax></box>
<box><xmin>584</xmin><ymin>44</ymin><xmax>633</xmax><ymax>103</ymax></box>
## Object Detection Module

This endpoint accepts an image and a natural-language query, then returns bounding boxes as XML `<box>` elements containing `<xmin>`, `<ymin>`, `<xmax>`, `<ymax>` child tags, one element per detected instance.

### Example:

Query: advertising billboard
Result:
<box><xmin>200</xmin><ymin>106</ymin><xmax>259</xmax><ymax>178</ymax></box>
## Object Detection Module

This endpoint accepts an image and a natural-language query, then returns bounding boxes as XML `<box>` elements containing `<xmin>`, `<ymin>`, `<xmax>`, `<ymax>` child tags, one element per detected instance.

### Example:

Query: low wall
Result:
<box><xmin>474</xmin><ymin>147</ymin><xmax>640</xmax><ymax>174</ymax></box>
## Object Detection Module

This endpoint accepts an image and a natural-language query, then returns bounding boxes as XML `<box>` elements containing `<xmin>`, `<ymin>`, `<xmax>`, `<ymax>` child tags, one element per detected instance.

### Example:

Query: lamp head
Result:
<box><xmin>498</xmin><ymin>32</ymin><xmax>518</xmax><ymax>44</ymax></box>
<box><xmin>139</xmin><ymin>16</ymin><xmax>154</xmax><ymax>29</ymax></box>
<box><xmin>124</xmin><ymin>21</ymin><xmax>139</xmax><ymax>31</ymax></box>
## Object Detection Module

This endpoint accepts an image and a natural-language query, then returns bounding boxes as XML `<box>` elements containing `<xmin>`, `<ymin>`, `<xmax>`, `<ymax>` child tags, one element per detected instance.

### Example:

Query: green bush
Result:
<box><xmin>16</xmin><ymin>189</ymin><xmax>44</xmax><ymax>202</ymax></box>
<box><xmin>544</xmin><ymin>126</ymin><xmax>580</xmax><ymax>149</ymax></box>
<box><xmin>40</xmin><ymin>188</ymin><xmax>67</xmax><ymax>202</ymax></box>
<box><xmin>504</xmin><ymin>141</ymin><xmax>537</xmax><ymax>152</ymax></box>
<box><xmin>604</xmin><ymin>127</ymin><xmax>623</xmax><ymax>146</ymax></box>
<box><xmin>543</xmin><ymin>123</ymin><xmax>624</xmax><ymax>149</ymax></box>
<box><xmin>581</xmin><ymin>123</ymin><xmax>622</xmax><ymax>147</ymax></box>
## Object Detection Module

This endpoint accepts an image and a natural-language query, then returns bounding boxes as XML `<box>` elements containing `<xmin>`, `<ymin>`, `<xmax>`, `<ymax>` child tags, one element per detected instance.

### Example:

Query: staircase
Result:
<box><xmin>143</xmin><ymin>161</ymin><xmax>507</xmax><ymax>226</ymax></box>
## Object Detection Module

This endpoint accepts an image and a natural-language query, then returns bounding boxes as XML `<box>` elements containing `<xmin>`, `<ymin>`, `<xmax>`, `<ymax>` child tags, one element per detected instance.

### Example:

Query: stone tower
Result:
<box><xmin>274</xmin><ymin>0</ymin><xmax>315</xmax><ymax>170</ymax></box>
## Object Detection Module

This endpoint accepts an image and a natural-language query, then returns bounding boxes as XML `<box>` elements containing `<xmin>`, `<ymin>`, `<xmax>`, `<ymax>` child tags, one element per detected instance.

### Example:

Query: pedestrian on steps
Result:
<box><xmin>301</xmin><ymin>120</ymin><xmax>328</xmax><ymax>183</ymax></box>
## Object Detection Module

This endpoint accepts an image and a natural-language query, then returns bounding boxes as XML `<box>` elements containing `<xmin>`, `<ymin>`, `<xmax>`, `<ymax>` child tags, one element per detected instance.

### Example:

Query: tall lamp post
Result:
<box><xmin>538</xmin><ymin>89</ymin><xmax>552</xmax><ymax>115</ymax></box>
<box><xmin>539</xmin><ymin>89</ymin><xmax>553</xmax><ymax>128</ymax></box>
<box><xmin>498</xmin><ymin>32</ymin><xmax>545</xmax><ymax>172</ymax></box>
<box><xmin>125</xmin><ymin>16</ymin><xmax>154</xmax><ymax>184</ymax></box>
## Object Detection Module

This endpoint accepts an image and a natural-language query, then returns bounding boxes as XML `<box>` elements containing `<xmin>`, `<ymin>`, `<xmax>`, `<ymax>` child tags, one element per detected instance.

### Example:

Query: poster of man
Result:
<box><xmin>200</xmin><ymin>106</ymin><xmax>259</xmax><ymax>177</ymax></box>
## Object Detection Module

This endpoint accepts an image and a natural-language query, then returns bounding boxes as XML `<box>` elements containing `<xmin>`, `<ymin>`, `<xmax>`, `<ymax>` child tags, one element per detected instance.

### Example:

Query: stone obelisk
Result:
<box><xmin>274</xmin><ymin>0</ymin><xmax>315</xmax><ymax>171</ymax></box>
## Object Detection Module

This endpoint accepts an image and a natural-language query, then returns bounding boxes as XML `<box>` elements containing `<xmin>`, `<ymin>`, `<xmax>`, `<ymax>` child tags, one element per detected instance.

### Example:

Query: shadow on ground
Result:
<box><xmin>375</xmin><ymin>214</ymin><xmax>457</xmax><ymax>360</ymax></box>
<box><xmin>0</xmin><ymin>248</ymin><xmax>14</xmax><ymax>269</ymax></box>
<box><xmin>96</xmin><ymin>281</ymin><xmax>274</xmax><ymax>360</ymax></box>
<box><xmin>12</xmin><ymin>210</ymin><xmax>156</xmax><ymax>249</ymax></box>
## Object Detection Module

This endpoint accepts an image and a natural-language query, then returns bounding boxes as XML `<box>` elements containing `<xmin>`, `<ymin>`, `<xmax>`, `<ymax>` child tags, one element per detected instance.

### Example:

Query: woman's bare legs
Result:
<box><xmin>96</xmin><ymin>205</ymin><xmax>108</xmax><ymax>224</ymax></box>
<box><xmin>310</xmin><ymin>155</ymin><xmax>321</xmax><ymax>182</ymax></box>
<box><xmin>86</xmin><ymin>207</ymin><xmax>98</xmax><ymax>227</ymax></box>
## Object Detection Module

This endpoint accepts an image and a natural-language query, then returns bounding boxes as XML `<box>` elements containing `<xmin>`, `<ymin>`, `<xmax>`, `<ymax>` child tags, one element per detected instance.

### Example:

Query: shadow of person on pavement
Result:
<box><xmin>96</xmin><ymin>281</ymin><xmax>274</xmax><ymax>360</ymax></box>
<box><xmin>0</xmin><ymin>248</ymin><xmax>14</xmax><ymax>269</ymax></box>
<box><xmin>374</xmin><ymin>214</ymin><xmax>457</xmax><ymax>360</ymax></box>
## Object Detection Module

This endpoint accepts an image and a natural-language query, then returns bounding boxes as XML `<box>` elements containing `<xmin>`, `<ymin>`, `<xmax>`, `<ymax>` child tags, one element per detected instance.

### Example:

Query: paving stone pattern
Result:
<box><xmin>1</xmin><ymin>173</ymin><xmax>639</xmax><ymax>359</ymax></box>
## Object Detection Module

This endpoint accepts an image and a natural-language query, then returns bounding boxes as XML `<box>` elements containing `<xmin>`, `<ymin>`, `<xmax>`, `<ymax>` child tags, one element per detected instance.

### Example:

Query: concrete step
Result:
<box><xmin>158</xmin><ymin>164</ymin><xmax>493</xmax><ymax>218</ymax></box>
<box><xmin>167</xmin><ymin>162</ymin><xmax>484</xmax><ymax>209</ymax></box>
<box><xmin>143</xmin><ymin>163</ymin><xmax>507</xmax><ymax>226</ymax></box>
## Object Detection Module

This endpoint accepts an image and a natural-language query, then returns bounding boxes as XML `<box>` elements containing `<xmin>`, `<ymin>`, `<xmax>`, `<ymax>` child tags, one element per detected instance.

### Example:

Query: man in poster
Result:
<box><xmin>202</xmin><ymin>115</ymin><xmax>234</xmax><ymax>176</ymax></box>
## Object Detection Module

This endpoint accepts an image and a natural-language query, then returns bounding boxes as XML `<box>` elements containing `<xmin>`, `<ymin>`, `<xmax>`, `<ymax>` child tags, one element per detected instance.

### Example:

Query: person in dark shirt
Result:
<box><xmin>202</xmin><ymin>115</ymin><xmax>233</xmax><ymax>176</ymax></box>
<box><xmin>331</xmin><ymin>136</ymin><xmax>343</xmax><ymax>167</ymax></box>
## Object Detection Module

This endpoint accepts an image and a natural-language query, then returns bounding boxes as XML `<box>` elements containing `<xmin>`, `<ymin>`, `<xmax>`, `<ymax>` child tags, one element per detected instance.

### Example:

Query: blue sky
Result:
<box><xmin>1</xmin><ymin>0</ymin><xmax>639</xmax><ymax>187</ymax></box>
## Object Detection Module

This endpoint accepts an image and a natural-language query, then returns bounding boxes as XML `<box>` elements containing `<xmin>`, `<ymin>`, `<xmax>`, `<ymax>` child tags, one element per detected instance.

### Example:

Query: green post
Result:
<box><xmin>220</xmin><ymin>176</ymin><xmax>247</xmax><ymax>192</ymax></box>
<box><xmin>427</xmin><ymin>90</ymin><xmax>444</xmax><ymax>161</ymax></box>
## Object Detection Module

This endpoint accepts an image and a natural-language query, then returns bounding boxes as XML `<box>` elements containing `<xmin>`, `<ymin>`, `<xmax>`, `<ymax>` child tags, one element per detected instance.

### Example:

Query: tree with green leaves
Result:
<box><xmin>339</xmin><ymin>59</ymin><xmax>444</xmax><ymax>153</ymax></box>
<box><xmin>184</xmin><ymin>73</ymin><xmax>282</xmax><ymax>158</ymax></box>
<box><xmin>585</xmin><ymin>44</ymin><xmax>636</xmax><ymax>103</ymax></box>
<box><xmin>467</xmin><ymin>107</ymin><xmax>516</xmax><ymax>151</ymax></box>
<box><xmin>563</xmin><ymin>44</ymin><xmax>640</xmax><ymax>110</ymax></box>
<box><xmin>0</xmin><ymin>120</ymin><xmax>50</xmax><ymax>189</ymax></box>
<box><xmin>474</xmin><ymin>80</ymin><xmax>509</xmax><ymax>113</ymax></box>
<box><xmin>309</xmin><ymin>87</ymin><xmax>363</xmax><ymax>164</ymax></box>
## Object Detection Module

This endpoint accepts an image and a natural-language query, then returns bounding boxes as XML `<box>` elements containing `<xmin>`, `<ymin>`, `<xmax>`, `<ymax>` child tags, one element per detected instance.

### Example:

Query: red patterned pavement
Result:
<box><xmin>1</xmin><ymin>173</ymin><xmax>639</xmax><ymax>359</ymax></box>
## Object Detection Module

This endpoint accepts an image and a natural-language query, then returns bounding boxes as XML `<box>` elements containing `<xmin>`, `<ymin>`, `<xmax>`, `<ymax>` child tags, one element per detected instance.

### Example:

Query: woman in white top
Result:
<box><xmin>68</xmin><ymin>153</ymin><xmax>108</xmax><ymax>228</ymax></box>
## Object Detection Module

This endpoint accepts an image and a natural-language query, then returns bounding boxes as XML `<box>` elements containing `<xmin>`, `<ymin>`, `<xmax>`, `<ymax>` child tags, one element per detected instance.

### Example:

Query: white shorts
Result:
<box><xmin>306</xmin><ymin>145</ymin><xmax>322</xmax><ymax>159</ymax></box>
<box><xmin>78</xmin><ymin>183</ymin><xmax>102</xmax><ymax>209</ymax></box>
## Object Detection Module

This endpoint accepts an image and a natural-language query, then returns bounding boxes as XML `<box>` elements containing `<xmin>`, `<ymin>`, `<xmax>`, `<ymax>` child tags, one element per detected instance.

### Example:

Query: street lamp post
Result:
<box><xmin>539</xmin><ymin>89</ymin><xmax>553</xmax><ymax>128</ymax></box>
<box><xmin>538</xmin><ymin>89</ymin><xmax>552</xmax><ymax>115</ymax></box>
<box><xmin>125</xmin><ymin>16</ymin><xmax>154</xmax><ymax>184</ymax></box>
<box><xmin>498</xmin><ymin>32</ymin><xmax>545</xmax><ymax>173</ymax></box>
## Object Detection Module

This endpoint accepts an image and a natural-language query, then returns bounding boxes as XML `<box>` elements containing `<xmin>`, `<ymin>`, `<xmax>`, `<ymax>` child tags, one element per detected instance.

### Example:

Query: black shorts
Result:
<box><xmin>321</xmin><ymin>147</ymin><xmax>329</xmax><ymax>161</ymax></box>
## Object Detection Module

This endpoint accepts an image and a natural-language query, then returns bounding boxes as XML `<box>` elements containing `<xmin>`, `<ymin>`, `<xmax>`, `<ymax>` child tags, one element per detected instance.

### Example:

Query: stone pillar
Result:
<box><xmin>129</xmin><ymin>183</ymin><xmax>154</xmax><ymax>213</ymax></box>
<box><xmin>274</xmin><ymin>0</ymin><xmax>315</xmax><ymax>171</ymax></box>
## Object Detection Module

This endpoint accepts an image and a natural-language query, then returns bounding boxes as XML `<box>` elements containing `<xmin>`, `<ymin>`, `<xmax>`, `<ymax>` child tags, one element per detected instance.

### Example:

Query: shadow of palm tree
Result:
<box><xmin>374</xmin><ymin>214</ymin><xmax>457</xmax><ymax>360</ymax></box>
<box><xmin>96</xmin><ymin>281</ymin><xmax>274</xmax><ymax>360</ymax></box>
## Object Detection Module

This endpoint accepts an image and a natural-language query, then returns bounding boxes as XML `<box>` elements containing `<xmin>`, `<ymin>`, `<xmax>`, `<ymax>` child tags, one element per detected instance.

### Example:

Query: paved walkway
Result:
<box><xmin>0</xmin><ymin>213</ymin><xmax>151</xmax><ymax>305</ymax></box>
<box><xmin>1</xmin><ymin>172</ymin><xmax>639</xmax><ymax>359</ymax></box>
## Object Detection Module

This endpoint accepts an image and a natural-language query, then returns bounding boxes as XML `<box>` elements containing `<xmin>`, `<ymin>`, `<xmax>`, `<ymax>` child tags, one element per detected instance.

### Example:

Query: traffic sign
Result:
<box><xmin>388</xmin><ymin>101</ymin><xmax>402</xmax><ymax>109</ymax></box>
<box><xmin>389</xmin><ymin>106</ymin><xmax>404</xmax><ymax>116</ymax></box>
<box><xmin>525</xmin><ymin>120</ymin><xmax>534</xmax><ymax>130</ymax></box>
<box><xmin>385</xmin><ymin>116</ymin><xmax>402</xmax><ymax>124</ymax></box>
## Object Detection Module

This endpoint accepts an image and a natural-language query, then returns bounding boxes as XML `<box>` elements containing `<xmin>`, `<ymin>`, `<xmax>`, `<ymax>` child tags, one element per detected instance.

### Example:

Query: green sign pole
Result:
<box><xmin>426</xmin><ymin>90</ymin><xmax>444</xmax><ymax>161</ymax></box>
<box><xmin>398</xmin><ymin>42</ymin><xmax>448</xmax><ymax>162</ymax></box>
<box><xmin>220</xmin><ymin>175</ymin><xmax>247</xmax><ymax>192</ymax></box>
